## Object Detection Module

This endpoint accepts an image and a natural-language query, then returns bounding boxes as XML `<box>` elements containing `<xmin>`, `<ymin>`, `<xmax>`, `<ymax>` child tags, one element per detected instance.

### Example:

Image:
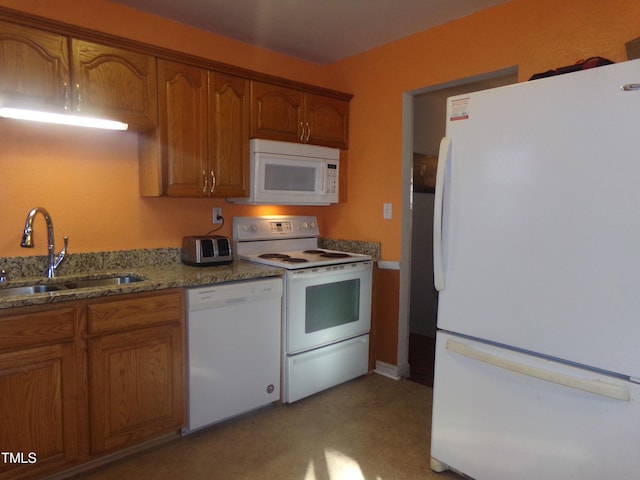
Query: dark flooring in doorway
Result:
<box><xmin>408</xmin><ymin>333</ymin><xmax>436</xmax><ymax>387</ymax></box>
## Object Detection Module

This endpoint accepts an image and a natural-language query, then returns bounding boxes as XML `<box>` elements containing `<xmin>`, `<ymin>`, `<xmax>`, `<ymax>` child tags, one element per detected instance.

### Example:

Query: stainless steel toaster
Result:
<box><xmin>181</xmin><ymin>236</ymin><xmax>232</xmax><ymax>266</ymax></box>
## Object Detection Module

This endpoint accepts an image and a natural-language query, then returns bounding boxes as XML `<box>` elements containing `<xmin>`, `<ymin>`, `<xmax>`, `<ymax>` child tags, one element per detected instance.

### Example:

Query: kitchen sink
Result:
<box><xmin>0</xmin><ymin>284</ymin><xmax>62</xmax><ymax>297</ymax></box>
<box><xmin>0</xmin><ymin>274</ymin><xmax>144</xmax><ymax>297</ymax></box>
<box><xmin>64</xmin><ymin>275</ymin><xmax>143</xmax><ymax>289</ymax></box>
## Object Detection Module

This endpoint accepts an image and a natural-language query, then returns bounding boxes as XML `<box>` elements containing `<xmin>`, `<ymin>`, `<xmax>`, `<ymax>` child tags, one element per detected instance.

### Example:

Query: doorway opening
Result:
<box><xmin>401</xmin><ymin>68</ymin><xmax>518</xmax><ymax>386</ymax></box>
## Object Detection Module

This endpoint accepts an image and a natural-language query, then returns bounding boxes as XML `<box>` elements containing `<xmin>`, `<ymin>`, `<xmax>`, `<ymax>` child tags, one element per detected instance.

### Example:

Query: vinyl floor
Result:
<box><xmin>72</xmin><ymin>374</ymin><xmax>461</xmax><ymax>480</ymax></box>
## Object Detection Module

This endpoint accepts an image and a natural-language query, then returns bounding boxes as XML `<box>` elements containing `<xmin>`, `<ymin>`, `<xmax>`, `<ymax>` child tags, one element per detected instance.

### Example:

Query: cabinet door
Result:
<box><xmin>250</xmin><ymin>81</ymin><xmax>304</xmax><ymax>143</ymax></box>
<box><xmin>88</xmin><ymin>322</ymin><xmax>184</xmax><ymax>454</ymax></box>
<box><xmin>71</xmin><ymin>39</ymin><xmax>157</xmax><ymax>129</ymax></box>
<box><xmin>0</xmin><ymin>308</ymin><xmax>80</xmax><ymax>480</ymax></box>
<box><xmin>305</xmin><ymin>93</ymin><xmax>349</xmax><ymax>149</ymax></box>
<box><xmin>209</xmin><ymin>72</ymin><xmax>250</xmax><ymax>197</ymax></box>
<box><xmin>0</xmin><ymin>19</ymin><xmax>70</xmax><ymax>110</ymax></box>
<box><xmin>158</xmin><ymin>59</ymin><xmax>209</xmax><ymax>196</ymax></box>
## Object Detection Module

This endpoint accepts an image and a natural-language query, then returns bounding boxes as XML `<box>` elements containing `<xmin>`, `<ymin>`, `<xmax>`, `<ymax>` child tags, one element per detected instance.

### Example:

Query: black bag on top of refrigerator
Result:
<box><xmin>529</xmin><ymin>56</ymin><xmax>614</xmax><ymax>80</ymax></box>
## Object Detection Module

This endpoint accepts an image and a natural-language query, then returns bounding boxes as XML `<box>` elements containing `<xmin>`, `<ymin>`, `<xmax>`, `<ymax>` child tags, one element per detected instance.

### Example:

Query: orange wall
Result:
<box><xmin>0</xmin><ymin>0</ymin><xmax>333</xmax><ymax>256</ymax></box>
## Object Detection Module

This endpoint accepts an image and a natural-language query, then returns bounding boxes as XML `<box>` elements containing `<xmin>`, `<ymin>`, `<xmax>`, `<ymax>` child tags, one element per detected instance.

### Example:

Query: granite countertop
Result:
<box><xmin>0</xmin><ymin>239</ymin><xmax>381</xmax><ymax>311</ymax></box>
<box><xmin>0</xmin><ymin>249</ymin><xmax>283</xmax><ymax>311</ymax></box>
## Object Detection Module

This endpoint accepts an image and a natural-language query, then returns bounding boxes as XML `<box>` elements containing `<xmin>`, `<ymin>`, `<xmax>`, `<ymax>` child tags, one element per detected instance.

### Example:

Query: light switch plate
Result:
<box><xmin>383</xmin><ymin>203</ymin><xmax>392</xmax><ymax>219</ymax></box>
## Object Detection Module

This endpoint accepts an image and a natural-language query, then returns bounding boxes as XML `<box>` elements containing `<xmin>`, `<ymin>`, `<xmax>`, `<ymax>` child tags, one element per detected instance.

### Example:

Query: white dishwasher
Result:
<box><xmin>183</xmin><ymin>277</ymin><xmax>283</xmax><ymax>434</ymax></box>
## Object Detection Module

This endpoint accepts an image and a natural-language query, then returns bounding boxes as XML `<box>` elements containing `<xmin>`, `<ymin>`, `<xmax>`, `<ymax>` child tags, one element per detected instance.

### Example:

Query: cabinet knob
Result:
<box><xmin>210</xmin><ymin>171</ymin><xmax>216</xmax><ymax>194</ymax></box>
<box><xmin>202</xmin><ymin>170</ymin><xmax>208</xmax><ymax>193</ymax></box>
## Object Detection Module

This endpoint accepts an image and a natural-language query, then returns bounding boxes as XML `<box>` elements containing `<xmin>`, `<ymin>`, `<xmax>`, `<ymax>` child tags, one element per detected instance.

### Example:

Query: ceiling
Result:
<box><xmin>109</xmin><ymin>0</ymin><xmax>512</xmax><ymax>65</ymax></box>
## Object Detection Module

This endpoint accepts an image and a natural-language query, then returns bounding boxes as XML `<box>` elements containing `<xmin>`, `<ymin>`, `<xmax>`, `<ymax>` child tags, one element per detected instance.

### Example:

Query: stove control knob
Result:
<box><xmin>302</xmin><ymin>222</ymin><xmax>309</xmax><ymax>229</ymax></box>
<box><xmin>310</xmin><ymin>221</ymin><xmax>316</xmax><ymax>229</ymax></box>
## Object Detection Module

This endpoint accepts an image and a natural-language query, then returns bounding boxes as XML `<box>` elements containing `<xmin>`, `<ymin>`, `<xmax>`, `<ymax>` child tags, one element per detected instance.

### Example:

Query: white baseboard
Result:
<box><xmin>396</xmin><ymin>361</ymin><xmax>410</xmax><ymax>378</ymax></box>
<box><xmin>374</xmin><ymin>361</ymin><xmax>402</xmax><ymax>380</ymax></box>
<box><xmin>374</xmin><ymin>360</ymin><xmax>410</xmax><ymax>380</ymax></box>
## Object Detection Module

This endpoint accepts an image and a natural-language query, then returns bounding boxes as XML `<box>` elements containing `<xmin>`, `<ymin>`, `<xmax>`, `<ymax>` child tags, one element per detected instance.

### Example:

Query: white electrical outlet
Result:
<box><xmin>213</xmin><ymin>207</ymin><xmax>223</xmax><ymax>224</ymax></box>
<box><xmin>383</xmin><ymin>203</ymin><xmax>392</xmax><ymax>220</ymax></box>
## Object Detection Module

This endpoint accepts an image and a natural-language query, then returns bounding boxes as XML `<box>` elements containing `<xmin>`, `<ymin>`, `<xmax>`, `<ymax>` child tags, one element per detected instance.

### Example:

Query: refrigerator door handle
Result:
<box><xmin>433</xmin><ymin>137</ymin><xmax>451</xmax><ymax>291</ymax></box>
<box><xmin>446</xmin><ymin>338</ymin><xmax>631</xmax><ymax>401</ymax></box>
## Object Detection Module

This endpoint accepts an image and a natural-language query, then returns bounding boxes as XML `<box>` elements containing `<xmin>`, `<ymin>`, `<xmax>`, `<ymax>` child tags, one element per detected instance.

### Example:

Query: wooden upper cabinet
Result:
<box><xmin>304</xmin><ymin>93</ymin><xmax>349</xmax><ymax>148</ymax></box>
<box><xmin>251</xmin><ymin>82</ymin><xmax>304</xmax><ymax>143</ymax></box>
<box><xmin>251</xmin><ymin>81</ymin><xmax>349</xmax><ymax>149</ymax></box>
<box><xmin>71</xmin><ymin>39</ymin><xmax>157</xmax><ymax>129</ymax></box>
<box><xmin>158</xmin><ymin>59</ymin><xmax>208</xmax><ymax>196</ymax></box>
<box><xmin>209</xmin><ymin>72</ymin><xmax>250</xmax><ymax>197</ymax></box>
<box><xmin>0</xmin><ymin>20</ymin><xmax>157</xmax><ymax>130</ymax></box>
<box><xmin>0</xmin><ymin>19</ymin><xmax>70</xmax><ymax>109</ymax></box>
<box><xmin>155</xmin><ymin>58</ymin><xmax>249</xmax><ymax>197</ymax></box>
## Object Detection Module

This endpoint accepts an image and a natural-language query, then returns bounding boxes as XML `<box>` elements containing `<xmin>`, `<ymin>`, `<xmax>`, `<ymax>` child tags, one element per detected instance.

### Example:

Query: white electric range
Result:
<box><xmin>233</xmin><ymin>215</ymin><xmax>373</xmax><ymax>403</ymax></box>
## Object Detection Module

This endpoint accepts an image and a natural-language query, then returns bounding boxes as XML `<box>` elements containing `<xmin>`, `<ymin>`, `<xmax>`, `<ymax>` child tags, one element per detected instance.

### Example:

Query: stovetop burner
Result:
<box><xmin>259</xmin><ymin>253</ymin><xmax>291</xmax><ymax>259</ymax></box>
<box><xmin>283</xmin><ymin>257</ymin><xmax>309</xmax><ymax>263</ymax></box>
<box><xmin>303</xmin><ymin>249</ymin><xmax>352</xmax><ymax>258</ymax></box>
<box><xmin>320</xmin><ymin>252</ymin><xmax>352</xmax><ymax>258</ymax></box>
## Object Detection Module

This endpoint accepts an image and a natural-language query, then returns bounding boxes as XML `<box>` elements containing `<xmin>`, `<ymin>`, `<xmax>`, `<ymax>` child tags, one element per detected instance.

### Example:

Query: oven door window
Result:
<box><xmin>286</xmin><ymin>263</ymin><xmax>372</xmax><ymax>354</ymax></box>
<box><xmin>305</xmin><ymin>279</ymin><xmax>360</xmax><ymax>333</ymax></box>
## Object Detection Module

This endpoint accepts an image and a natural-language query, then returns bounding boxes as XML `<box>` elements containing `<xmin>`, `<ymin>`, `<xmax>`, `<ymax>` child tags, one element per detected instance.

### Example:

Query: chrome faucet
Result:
<box><xmin>20</xmin><ymin>207</ymin><xmax>69</xmax><ymax>278</ymax></box>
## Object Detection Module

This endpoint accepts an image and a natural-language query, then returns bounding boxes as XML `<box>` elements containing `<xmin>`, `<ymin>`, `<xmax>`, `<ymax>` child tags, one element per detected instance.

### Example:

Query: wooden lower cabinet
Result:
<box><xmin>87</xmin><ymin>289</ymin><xmax>185</xmax><ymax>455</ymax></box>
<box><xmin>88</xmin><ymin>322</ymin><xmax>184</xmax><ymax>454</ymax></box>
<box><xmin>0</xmin><ymin>307</ymin><xmax>82</xmax><ymax>480</ymax></box>
<box><xmin>0</xmin><ymin>289</ymin><xmax>185</xmax><ymax>480</ymax></box>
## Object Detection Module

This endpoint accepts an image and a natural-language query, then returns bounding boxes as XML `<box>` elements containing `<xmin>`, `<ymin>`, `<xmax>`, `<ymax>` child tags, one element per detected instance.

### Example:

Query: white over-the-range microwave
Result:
<box><xmin>227</xmin><ymin>139</ymin><xmax>340</xmax><ymax>205</ymax></box>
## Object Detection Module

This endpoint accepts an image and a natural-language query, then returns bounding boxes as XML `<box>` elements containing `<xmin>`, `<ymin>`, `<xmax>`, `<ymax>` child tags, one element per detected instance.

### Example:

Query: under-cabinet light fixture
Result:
<box><xmin>0</xmin><ymin>107</ymin><xmax>128</xmax><ymax>130</ymax></box>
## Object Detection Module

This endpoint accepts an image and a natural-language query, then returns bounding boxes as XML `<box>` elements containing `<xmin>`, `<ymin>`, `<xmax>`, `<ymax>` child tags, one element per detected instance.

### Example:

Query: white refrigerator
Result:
<box><xmin>430</xmin><ymin>58</ymin><xmax>640</xmax><ymax>479</ymax></box>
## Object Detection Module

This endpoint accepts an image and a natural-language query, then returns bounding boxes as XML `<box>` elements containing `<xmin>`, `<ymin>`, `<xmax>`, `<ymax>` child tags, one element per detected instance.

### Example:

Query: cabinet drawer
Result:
<box><xmin>0</xmin><ymin>307</ymin><xmax>76</xmax><ymax>351</ymax></box>
<box><xmin>87</xmin><ymin>290</ymin><xmax>184</xmax><ymax>334</ymax></box>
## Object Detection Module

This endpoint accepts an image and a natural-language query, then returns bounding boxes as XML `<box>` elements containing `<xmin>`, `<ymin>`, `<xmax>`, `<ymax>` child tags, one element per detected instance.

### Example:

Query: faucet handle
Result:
<box><xmin>54</xmin><ymin>236</ymin><xmax>69</xmax><ymax>270</ymax></box>
<box><xmin>0</xmin><ymin>269</ymin><xmax>6</xmax><ymax>284</ymax></box>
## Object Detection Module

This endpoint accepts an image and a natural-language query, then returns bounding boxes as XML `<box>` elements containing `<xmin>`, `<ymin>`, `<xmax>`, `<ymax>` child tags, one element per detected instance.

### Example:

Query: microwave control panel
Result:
<box><xmin>327</xmin><ymin>163</ymin><xmax>338</xmax><ymax>194</ymax></box>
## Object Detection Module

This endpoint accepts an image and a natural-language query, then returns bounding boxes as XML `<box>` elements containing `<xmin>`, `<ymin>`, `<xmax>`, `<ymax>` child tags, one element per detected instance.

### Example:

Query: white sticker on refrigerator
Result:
<box><xmin>450</xmin><ymin>97</ymin><xmax>469</xmax><ymax>121</ymax></box>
